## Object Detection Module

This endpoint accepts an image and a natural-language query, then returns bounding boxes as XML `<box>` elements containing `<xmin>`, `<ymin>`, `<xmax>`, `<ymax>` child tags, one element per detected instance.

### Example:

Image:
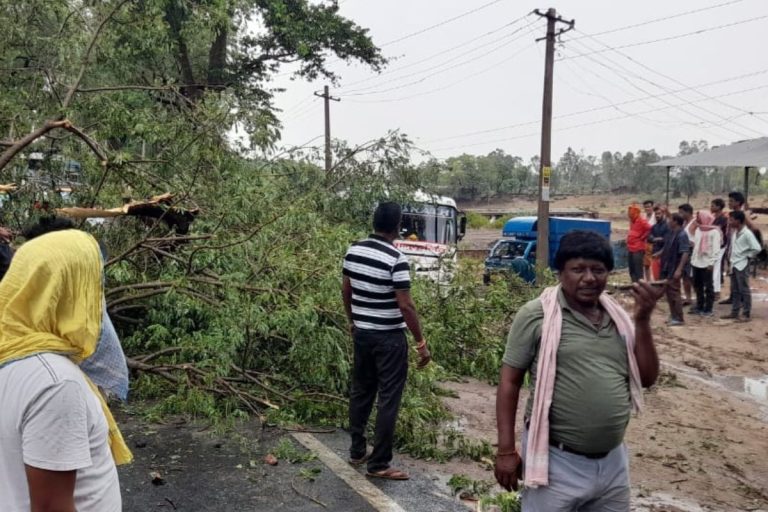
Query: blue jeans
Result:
<box><xmin>521</xmin><ymin>429</ymin><xmax>631</xmax><ymax>512</ymax></box>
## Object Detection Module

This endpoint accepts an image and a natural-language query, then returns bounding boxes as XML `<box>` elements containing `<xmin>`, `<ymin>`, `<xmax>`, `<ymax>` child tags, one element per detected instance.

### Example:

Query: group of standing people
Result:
<box><xmin>626</xmin><ymin>192</ymin><xmax>763</xmax><ymax>324</ymax></box>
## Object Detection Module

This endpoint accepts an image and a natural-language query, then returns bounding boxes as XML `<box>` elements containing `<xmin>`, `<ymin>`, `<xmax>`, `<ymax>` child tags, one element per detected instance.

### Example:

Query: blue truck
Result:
<box><xmin>483</xmin><ymin>216</ymin><xmax>612</xmax><ymax>284</ymax></box>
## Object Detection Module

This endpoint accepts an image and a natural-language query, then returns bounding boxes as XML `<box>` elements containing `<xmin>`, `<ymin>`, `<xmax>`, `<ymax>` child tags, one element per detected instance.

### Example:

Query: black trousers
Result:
<box><xmin>692</xmin><ymin>266</ymin><xmax>714</xmax><ymax>312</ymax></box>
<box><xmin>348</xmin><ymin>328</ymin><xmax>408</xmax><ymax>472</ymax></box>
<box><xmin>628</xmin><ymin>251</ymin><xmax>645</xmax><ymax>283</ymax></box>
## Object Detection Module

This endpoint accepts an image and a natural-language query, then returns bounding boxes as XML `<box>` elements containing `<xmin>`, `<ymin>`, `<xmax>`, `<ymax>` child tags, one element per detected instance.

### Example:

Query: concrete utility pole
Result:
<box><xmin>533</xmin><ymin>8</ymin><xmax>574</xmax><ymax>276</ymax></box>
<box><xmin>314</xmin><ymin>85</ymin><xmax>340</xmax><ymax>172</ymax></box>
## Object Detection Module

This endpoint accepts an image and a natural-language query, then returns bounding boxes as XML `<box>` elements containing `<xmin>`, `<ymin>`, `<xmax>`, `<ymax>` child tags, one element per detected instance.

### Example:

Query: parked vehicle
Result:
<box><xmin>483</xmin><ymin>216</ymin><xmax>611</xmax><ymax>284</ymax></box>
<box><xmin>394</xmin><ymin>191</ymin><xmax>466</xmax><ymax>282</ymax></box>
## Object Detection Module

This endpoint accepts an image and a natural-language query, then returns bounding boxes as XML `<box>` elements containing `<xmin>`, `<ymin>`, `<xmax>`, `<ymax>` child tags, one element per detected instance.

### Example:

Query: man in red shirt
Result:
<box><xmin>627</xmin><ymin>204</ymin><xmax>651</xmax><ymax>283</ymax></box>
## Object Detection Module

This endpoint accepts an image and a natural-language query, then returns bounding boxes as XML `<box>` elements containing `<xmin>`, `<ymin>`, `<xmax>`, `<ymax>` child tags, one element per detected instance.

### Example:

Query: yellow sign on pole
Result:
<box><xmin>541</xmin><ymin>166</ymin><xmax>552</xmax><ymax>201</ymax></box>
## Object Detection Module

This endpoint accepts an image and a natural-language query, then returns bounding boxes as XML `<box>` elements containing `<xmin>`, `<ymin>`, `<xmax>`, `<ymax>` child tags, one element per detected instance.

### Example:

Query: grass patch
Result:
<box><xmin>273</xmin><ymin>438</ymin><xmax>317</xmax><ymax>464</ymax></box>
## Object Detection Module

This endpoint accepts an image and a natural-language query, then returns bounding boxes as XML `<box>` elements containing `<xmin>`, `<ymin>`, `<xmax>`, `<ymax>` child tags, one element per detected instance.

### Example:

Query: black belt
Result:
<box><xmin>549</xmin><ymin>440</ymin><xmax>609</xmax><ymax>460</ymax></box>
<box><xmin>524</xmin><ymin>418</ymin><xmax>610</xmax><ymax>460</ymax></box>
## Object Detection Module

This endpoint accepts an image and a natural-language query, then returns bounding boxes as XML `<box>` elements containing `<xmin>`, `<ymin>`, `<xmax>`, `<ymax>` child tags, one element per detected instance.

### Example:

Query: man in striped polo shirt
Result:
<box><xmin>342</xmin><ymin>201</ymin><xmax>431</xmax><ymax>481</ymax></box>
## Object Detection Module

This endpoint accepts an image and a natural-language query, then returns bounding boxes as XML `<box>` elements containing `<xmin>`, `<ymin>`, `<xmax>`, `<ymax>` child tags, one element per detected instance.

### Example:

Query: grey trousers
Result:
<box><xmin>731</xmin><ymin>267</ymin><xmax>751</xmax><ymax>316</ymax></box>
<box><xmin>521</xmin><ymin>429</ymin><xmax>630</xmax><ymax>512</ymax></box>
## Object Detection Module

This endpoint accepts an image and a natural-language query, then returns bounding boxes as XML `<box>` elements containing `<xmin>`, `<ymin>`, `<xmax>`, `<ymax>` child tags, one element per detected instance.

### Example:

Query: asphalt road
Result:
<box><xmin>117</xmin><ymin>409</ymin><xmax>467</xmax><ymax>512</ymax></box>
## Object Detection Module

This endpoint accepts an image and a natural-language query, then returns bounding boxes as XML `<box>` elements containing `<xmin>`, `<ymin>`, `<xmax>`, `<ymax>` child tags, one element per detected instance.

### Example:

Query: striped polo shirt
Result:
<box><xmin>343</xmin><ymin>234</ymin><xmax>411</xmax><ymax>331</ymax></box>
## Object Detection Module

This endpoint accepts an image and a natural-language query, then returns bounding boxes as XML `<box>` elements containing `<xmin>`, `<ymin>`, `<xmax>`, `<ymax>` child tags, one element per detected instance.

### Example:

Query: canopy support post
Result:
<box><xmin>744</xmin><ymin>166</ymin><xmax>750</xmax><ymax>204</ymax></box>
<box><xmin>666</xmin><ymin>166</ymin><xmax>671</xmax><ymax>207</ymax></box>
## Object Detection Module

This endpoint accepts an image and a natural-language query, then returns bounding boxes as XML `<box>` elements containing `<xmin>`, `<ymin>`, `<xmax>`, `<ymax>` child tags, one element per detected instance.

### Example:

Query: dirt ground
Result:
<box><xmin>435</xmin><ymin>194</ymin><xmax>768</xmax><ymax>511</ymax></box>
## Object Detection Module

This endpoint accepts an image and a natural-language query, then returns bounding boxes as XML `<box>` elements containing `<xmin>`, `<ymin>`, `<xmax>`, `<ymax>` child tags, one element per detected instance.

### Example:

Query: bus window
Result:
<box><xmin>445</xmin><ymin>219</ymin><xmax>456</xmax><ymax>245</ymax></box>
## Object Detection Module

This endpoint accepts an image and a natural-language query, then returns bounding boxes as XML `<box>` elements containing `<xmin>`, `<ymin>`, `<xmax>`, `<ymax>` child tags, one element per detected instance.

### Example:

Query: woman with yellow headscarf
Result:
<box><xmin>0</xmin><ymin>229</ymin><xmax>131</xmax><ymax>511</ymax></box>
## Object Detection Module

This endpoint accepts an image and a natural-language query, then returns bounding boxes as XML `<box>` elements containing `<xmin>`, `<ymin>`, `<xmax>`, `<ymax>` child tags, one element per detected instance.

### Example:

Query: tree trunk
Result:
<box><xmin>164</xmin><ymin>2</ymin><xmax>202</xmax><ymax>102</ymax></box>
<box><xmin>207</xmin><ymin>26</ymin><xmax>228</xmax><ymax>86</ymax></box>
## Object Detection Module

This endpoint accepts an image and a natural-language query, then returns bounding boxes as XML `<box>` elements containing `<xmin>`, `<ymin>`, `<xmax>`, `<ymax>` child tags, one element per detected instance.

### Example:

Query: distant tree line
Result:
<box><xmin>419</xmin><ymin>140</ymin><xmax>765</xmax><ymax>202</ymax></box>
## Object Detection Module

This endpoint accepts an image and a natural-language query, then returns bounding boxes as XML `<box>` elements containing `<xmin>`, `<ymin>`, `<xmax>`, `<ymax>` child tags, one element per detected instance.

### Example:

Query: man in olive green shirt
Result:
<box><xmin>495</xmin><ymin>231</ymin><xmax>662</xmax><ymax>512</ymax></box>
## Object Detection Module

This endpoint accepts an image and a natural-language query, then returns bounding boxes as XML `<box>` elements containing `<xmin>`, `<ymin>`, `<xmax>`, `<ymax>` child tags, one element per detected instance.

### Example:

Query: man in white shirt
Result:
<box><xmin>722</xmin><ymin>210</ymin><xmax>762</xmax><ymax>322</ymax></box>
<box><xmin>642</xmin><ymin>200</ymin><xmax>657</xmax><ymax>227</ymax></box>
<box><xmin>690</xmin><ymin>210</ymin><xmax>722</xmax><ymax>317</ymax></box>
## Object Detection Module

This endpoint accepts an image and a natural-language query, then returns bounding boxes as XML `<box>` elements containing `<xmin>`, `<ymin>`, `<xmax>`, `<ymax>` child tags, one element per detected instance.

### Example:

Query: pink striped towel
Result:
<box><xmin>523</xmin><ymin>285</ymin><xmax>643</xmax><ymax>488</ymax></box>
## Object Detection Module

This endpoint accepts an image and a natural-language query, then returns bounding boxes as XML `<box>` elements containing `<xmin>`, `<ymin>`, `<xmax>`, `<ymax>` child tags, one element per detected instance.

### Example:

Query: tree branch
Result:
<box><xmin>0</xmin><ymin>119</ymin><xmax>109</xmax><ymax>173</ymax></box>
<box><xmin>106</xmin><ymin>280</ymin><xmax>174</xmax><ymax>297</ymax></box>
<box><xmin>107</xmin><ymin>288</ymin><xmax>173</xmax><ymax>309</ymax></box>
<box><xmin>62</xmin><ymin>0</ymin><xmax>132</xmax><ymax>108</ymax></box>
<box><xmin>75</xmin><ymin>84</ymin><xmax>225</xmax><ymax>93</ymax></box>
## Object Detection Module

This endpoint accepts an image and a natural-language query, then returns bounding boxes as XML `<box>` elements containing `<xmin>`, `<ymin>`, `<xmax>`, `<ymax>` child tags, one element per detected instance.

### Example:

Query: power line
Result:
<box><xmin>380</xmin><ymin>0</ymin><xmax>512</xmax><ymax>47</ymax></box>
<box><xmin>571</xmin><ymin>27</ymin><xmax>768</xmax><ymax>128</ymax></box>
<box><xmin>341</xmin><ymin>42</ymin><xmax>537</xmax><ymax>103</ymax></box>
<box><xmin>418</xmin><ymin>15</ymin><xmax>768</xmax><ymax>144</ymax></box>
<box><xmin>570</xmin><ymin>0</ymin><xmax>745</xmax><ymax>40</ymax></box>
<box><xmin>422</xmin><ymin>82</ymin><xmax>768</xmax><ymax>154</ymax></box>
<box><xmin>338</xmin><ymin>15</ymin><xmax>532</xmax><ymax>90</ymax></box>
<box><xmin>557</xmin><ymin>47</ymin><xmax>723</xmax><ymax>133</ymax></box>
<box><xmin>282</xmin><ymin>98</ymin><xmax>320</xmax><ymax>122</ymax></box>
<box><xmin>419</xmin><ymin>69</ymin><xmax>768</xmax><ymax>144</ymax></box>
<box><xmin>572</xmin><ymin>38</ymin><xmax>765</xmax><ymax>138</ymax></box>
<box><xmin>282</xmin><ymin>94</ymin><xmax>316</xmax><ymax>115</ymax></box>
<box><xmin>564</xmin><ymin>37</ymin><xmax>761</xmax><ymax>140</ymax></box>
<box><xmin>557</xmin><ymin>58</ymin><xmax>679</xmax><ymax>128</ymax></box>
<box><xmin>275</xmin><ymin>1</ymin><xmax>516</xmax><ymax>78</ymax></box>
<box><xmin>340</xmin><ymin>23</ymin><xmax>538</xmax><ymax>96</ymax></box>
<box><xmin>562</xmin><ymin>13</ymin><xmax>768</xmax><ymax>59</ymax></box>
<box><xmin>424</xmin><ymin>11</ymin><xmax>739</xmax><ymax>145</ymax></box>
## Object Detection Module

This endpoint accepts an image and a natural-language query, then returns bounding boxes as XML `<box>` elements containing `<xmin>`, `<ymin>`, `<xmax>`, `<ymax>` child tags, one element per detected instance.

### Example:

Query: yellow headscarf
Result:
<box><xmin>0</xmin><ymin>230</ymin><xmax>132</xmax><ymax>465</ymax></box>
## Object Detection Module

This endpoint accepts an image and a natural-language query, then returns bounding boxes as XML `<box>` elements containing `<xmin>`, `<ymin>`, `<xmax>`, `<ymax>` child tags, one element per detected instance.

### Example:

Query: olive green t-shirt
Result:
<box><xmin>502</xmin><ymin>290</ymin><xmax>631</xmax><ymax>454</ymax></box>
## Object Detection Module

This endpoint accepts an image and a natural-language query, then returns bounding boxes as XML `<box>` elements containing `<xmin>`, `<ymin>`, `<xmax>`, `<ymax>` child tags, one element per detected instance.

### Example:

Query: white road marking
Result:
<box><xmin>291</xmin><ymin>433</ymin><xmax>407</xmax><ymax>512</ymax></box>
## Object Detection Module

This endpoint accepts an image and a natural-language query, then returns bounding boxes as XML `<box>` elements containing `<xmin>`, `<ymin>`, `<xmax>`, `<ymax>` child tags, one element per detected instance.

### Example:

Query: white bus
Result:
<box><xmin>394</xmin><ymin>191</ymin><xmax>466</xmax><ymax>282</ymax></box>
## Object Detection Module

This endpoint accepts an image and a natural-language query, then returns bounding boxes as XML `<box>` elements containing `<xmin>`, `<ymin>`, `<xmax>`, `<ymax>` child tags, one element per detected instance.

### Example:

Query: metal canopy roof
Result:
<box><xmin>650</xmin><ymin>137</ymin><xmax>768</xmax><ymax>168</ymax></box>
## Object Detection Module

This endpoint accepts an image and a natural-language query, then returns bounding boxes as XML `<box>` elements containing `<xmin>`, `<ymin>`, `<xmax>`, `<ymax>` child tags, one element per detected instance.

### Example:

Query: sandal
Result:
<box><xmin>348</xmin><ymin>454</ymin><xmax>369</xmax><ymax>466</ymax></box>
<box><xmin>366</xmin><ymin>468</ymin><xmax>410</xmax><ymax>480</ymax></box>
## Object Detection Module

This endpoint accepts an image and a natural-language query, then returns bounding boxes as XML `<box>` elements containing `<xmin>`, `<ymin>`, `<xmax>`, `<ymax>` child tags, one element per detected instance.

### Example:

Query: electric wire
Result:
<box><xmin>422</xmin><ymin>82</ymin><xmax>768</xmax><ymax>154</ymax></box>
<box><xmin>569</xmin><ymin>0</ymin><xmax>745</xmax><ymax>40</ymax></box>
<box><xmin>562</xmin><ymin>13</ymin><xmax>768</xmax><ymax>59</ymax></box>
<box><xmin>557</xmin><ymin>47</ymin><xmax>723</xmax><ymax>134</ymax></box>
<box><xmin>338</xmin><ymin>15</ymin><xmax>532</xmax><ymax>90</ymax></box>
<box><xmin>281</xmin><ymin>93</ymin><xmax>316</xmax><ymax>115</ymax></box>
<box><xmin>419</xmin><ymin>68</ymin><xmax>768</xmax><ymax>144</ymax></box>
<box><xmin>379</xmin><ymin>0</ymin><xmax>512</xmax><ymax>47</ymax></box>
<box><xmin>341</xmin><ymin>42</ymin><xmax>537</xmax><ymax>103</ymax></box>
<box><xmin>571</xmin><ymin>27</ymin><xmax>768</xmax><ymax>127</ymax></box>
<box><xmin>275</xmin><ymin>0</ymin><xmax>514</xmax><ymax>78</ymax></box>
<box><xmin>282</xmin><ymin>99</ymin><xmax>320</xmax><ymax>123</ymax></box>
<box><xmin>563</xmin><ymin>37</ymin><xmax>761</xmax><ymax>139</ymax></box>
<box><xmin>340</xmin><ymin>22</ymin><xmax>539</xmax><ymax>97</ymax></box>
<box><xmin>571</xmin><ymin>37</ymin><xmax>765</xmax><ymax>137</ymax></box>
<box><xmin>557</xmin><ymin>51</ymin><xmax>677</xmax><ymax>128</ymax></box>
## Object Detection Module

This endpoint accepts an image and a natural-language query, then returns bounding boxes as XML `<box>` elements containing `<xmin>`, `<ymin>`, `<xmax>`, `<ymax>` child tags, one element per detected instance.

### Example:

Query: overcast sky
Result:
<box><xmin>268</xmin><ymin>0</ymin><xmax>768</xmax><ymax>162</ymax></box>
